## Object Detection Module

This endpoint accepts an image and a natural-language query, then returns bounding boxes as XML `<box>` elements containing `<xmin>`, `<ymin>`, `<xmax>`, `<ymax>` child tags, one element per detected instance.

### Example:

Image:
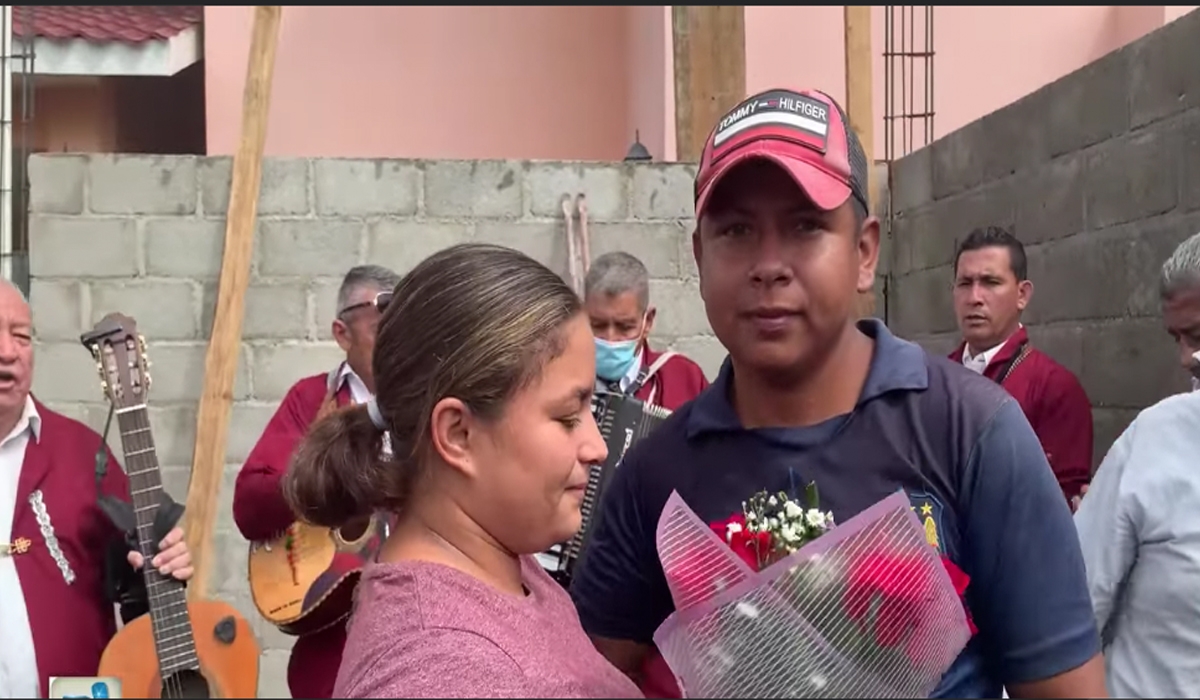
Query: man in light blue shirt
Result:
<box><xmin>1076</xmin><ymin>230</ymin><xmax>1200</xmax><ymax>697</ymax></box>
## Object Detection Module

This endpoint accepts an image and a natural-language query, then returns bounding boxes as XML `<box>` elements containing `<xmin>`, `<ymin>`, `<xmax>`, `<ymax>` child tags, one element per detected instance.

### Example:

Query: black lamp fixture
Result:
<box><xmin>624</xmin><ymin>130</ymin><xmax>653</xmax><ymax>162</ymax></box>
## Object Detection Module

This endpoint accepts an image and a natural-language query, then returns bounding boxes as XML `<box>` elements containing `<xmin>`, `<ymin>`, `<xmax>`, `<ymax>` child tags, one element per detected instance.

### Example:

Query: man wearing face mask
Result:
<box><xmin>950</xmin><ymin>226</ymin><xmax>1093</xmax><ymax>507</ymax></box>
<box><xmin>1074</xmin><ymin>230</ymin><xmax>1200</xmax><ymax>697</ymax></box>
<box><xmin>583</xmin><ymin>252</ymin><xmax>709</xmax><ymax>410</ymax></box>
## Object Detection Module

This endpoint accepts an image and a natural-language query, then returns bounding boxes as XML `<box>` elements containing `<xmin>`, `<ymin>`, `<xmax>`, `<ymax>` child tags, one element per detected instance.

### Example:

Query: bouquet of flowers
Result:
<box><xmin>652</xmin><ymin>486</ymin><xmax>976</xmax><ymax>699</ymax></box>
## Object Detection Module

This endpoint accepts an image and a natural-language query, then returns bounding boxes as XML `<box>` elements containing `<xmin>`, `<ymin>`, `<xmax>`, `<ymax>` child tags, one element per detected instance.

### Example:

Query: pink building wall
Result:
<box><xmin>203</xmin><ymin>5</ymin><xmax>1198</xmax><ymax>163</ymax></box>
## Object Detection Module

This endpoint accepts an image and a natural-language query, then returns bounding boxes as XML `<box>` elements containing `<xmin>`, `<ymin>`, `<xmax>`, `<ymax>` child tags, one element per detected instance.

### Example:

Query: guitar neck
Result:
<box><xmin>114</xmin><ymin>404</ymin><xmax>199</xmax><ymax>675</ymax></box>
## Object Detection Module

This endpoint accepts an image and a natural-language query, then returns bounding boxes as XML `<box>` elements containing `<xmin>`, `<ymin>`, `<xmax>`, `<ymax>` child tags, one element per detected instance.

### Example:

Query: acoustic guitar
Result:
<box><xmin>84</xmin><ymin>313</ymin><xmax>260</xmax><ymax>698</ymax></box>
<box><xmin>247</xmin><ymin>514</ymin><xmax>388</xmax><ymax>636</ymax></box>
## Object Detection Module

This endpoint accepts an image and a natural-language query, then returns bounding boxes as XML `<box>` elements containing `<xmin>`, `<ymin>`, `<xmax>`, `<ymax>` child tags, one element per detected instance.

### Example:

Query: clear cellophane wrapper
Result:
<box><xmin>652</xmin><ymin>491</ymin><xmax>973</xmax><ymax>699</ymax></box>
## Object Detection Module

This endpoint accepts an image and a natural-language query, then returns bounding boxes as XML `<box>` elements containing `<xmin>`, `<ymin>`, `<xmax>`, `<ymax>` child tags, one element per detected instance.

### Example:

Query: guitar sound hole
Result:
<box><xmin>159</xmin><ymin>669</ymin><xmax>210</xmax><ymax>699</ymax></box>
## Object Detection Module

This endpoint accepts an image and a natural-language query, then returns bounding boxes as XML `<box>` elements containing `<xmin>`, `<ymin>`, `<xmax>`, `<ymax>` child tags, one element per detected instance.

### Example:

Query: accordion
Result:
<box><xmin>539</xmin><ymin>390</ymin><xmax>671</xmax><ymax>587</ymax></box>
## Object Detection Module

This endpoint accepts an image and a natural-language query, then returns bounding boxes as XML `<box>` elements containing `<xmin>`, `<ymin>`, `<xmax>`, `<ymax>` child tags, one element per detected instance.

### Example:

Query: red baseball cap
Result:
<box><xmin>694</xmin><ymin>88</ymin><xmax>869</xmax><ymax>218</ymax></box>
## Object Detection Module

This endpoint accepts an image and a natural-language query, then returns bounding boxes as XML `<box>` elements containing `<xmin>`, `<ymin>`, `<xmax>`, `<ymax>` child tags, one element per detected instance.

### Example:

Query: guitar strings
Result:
<box><xmin>115</xmin><ymin>396</ymin><xmax>191</xmax><ymax>698</ymax></box>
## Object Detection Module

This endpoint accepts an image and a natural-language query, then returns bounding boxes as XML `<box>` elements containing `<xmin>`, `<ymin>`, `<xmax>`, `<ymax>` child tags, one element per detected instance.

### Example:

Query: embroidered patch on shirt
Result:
<box><xmin>29</xmin><ymin>490</ymin><xmax>75</xmax><ymax>585</ymax></box>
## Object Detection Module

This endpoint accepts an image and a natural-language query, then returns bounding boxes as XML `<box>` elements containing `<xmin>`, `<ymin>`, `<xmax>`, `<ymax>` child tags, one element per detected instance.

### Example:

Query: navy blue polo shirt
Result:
<box><xmin>570</xmin><ymin>320</ymin><xmax>1100</xmax><ymax>698</ymax></box>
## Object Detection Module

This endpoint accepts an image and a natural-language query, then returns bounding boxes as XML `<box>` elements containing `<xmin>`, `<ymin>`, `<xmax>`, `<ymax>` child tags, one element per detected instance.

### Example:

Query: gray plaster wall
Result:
<box><xmin>887</xmin><ymin>9</ymin><xmax>1200</xmax><ymax>464</ymax></box>
<box><xmin>27</xmin><ymin>154</ymin><xmax>725</xmax><ymax>697</ymax></box>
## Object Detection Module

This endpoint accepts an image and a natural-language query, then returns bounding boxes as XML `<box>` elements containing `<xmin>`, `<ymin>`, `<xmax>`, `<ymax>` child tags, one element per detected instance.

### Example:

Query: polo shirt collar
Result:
<box><xmin>686</xmin><ymin>319</ymin><xmax>929</xmax><ymax>438</ymax></box>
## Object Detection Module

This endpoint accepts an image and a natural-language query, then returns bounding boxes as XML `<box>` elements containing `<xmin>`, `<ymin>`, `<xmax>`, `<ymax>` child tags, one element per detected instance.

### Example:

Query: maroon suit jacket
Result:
<box><xmin>632</xmin><ymin>345</ymin><xmax>710</xmax><ymax>411</ymax></box>
<box><xmin>949</xmin><ymin>327</ymin><xmax>1093</xmax><ymax>501</ymax></box>
<box><xmin>233</xmin><ymin>371</ymin><xmax>352</xmax><ymax>699</ymax></box>
<box><xmin>13</xmin><ymin>398</ymin><xmax>128</xmax><ymax>698</ymax></box>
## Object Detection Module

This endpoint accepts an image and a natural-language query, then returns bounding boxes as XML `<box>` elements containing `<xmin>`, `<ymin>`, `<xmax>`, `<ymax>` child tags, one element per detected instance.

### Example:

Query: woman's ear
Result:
<box><xmin>429</xmin><ymin>397</ymin><xmax>477</xmax><ymax>478</ymax></box>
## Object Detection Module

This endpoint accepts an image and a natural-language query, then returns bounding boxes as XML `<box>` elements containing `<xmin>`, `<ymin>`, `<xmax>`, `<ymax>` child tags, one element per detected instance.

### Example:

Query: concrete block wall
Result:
<box><xmin>27</xmin><ymin>154</ymin><xmax>722</xmax><ymax>697</ymax></box>
<box><xmin>887</xmin><ymin>9</ymin><xmax>1200</xmax><ymax>464</ymax></box>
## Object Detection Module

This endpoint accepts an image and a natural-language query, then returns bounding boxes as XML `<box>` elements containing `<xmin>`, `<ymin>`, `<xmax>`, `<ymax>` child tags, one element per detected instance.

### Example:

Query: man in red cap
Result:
<box><xmin>570</xmin><ymin>88</ymin><xmax>1106</xmax><ymax>698</ymax></box>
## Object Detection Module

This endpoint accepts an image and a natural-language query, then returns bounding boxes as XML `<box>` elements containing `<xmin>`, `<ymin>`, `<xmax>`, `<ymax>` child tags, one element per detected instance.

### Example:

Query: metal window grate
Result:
<box><xmin>883</xmin><ymin>5</ymin><xmax>935</xmax><ymax>162</ymax></box>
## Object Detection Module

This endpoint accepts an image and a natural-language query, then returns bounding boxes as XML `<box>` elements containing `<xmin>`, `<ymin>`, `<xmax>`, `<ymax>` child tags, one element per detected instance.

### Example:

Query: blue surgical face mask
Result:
<box><xmin>595</xmin><ymin>337</ymin><xmax>640</xmax><ymax>383</ymax></box>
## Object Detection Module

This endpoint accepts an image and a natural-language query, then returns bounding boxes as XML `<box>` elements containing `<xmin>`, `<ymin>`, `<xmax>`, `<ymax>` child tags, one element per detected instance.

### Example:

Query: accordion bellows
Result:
<box><xmin>552</xmin><ymin>392</ymin><xmax>671</xmax><ymax>583</ymax></box>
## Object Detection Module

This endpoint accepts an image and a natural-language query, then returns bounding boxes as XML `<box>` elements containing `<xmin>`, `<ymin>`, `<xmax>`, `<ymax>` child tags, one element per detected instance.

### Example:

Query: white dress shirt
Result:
<box><xmin>1075</xmin><ymin>390</ymin><xmax>1200</xmax><ymax>697</ymax></box>
<box><xmin>0</xmin><ymin>397</ymin><xmax>42</xmax><ymax>699</ymax></box>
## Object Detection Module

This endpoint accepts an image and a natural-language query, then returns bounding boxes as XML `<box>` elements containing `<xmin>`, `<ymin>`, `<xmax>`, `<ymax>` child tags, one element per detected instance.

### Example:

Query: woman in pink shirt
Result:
<box><xmin>284</xmin><ymin>243</ymin><xmax>644</xmax><ymax>700</ymax></box>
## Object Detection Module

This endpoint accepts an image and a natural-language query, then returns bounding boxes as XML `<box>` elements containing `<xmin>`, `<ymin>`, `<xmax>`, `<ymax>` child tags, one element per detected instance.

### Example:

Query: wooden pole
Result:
<box><xmin>185</xmin><ymin>5</ymin><xmax>282</xmax><ymax>601</ymax></box>
<box><xmin>672</xmin><ymin>6</ymin><xmax>746</xmax><ymax>162</ymax></box>
<box><xmin>844</xmin><ymin>5</ymin><xmax>877</xmax><ymax>318</ymax></box>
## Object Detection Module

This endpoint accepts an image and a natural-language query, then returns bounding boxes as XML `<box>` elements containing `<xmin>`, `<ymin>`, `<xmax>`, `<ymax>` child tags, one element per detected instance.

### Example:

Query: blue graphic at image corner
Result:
<box><xmin>62</xmin><ymin>681</ymin><xmax>110</xmax><ymax>699</ymax></box>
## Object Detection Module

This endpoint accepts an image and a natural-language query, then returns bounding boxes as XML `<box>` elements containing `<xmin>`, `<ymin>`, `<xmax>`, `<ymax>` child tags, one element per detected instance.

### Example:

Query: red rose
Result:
<box><xmin>940</xmin><ymin>556</ymin><xmax>978</xmax><ymax>635</ymax></box>
<box><xmin>709</xmin><ymin>514</ymin><xmax>772</xmax><ymax>571</ymax></box>
<box><xmin>843</xmin><ymin>553</ymin><xmax>930</xmax><ymax>648</ymax></box>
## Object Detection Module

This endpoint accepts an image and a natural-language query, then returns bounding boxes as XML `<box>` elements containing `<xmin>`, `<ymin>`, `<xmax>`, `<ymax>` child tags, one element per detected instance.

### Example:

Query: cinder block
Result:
<box><xmin>424</xmin><ymin>160</ymin><xmax>523</xmax><ymax>218</ymax></box>
<box><xmin>32</xmin><ymin>341</ymin><xmax>121</xmax><ymax>403</ymax></box>
<box><xmin>1024</xmin><ymin>232</ymin><xmax>1137</xmax><ymax>325</ymax></box>
<box><xmin>1128</xmin><ymin>9</ymin><xmax>1200</xmax><ymax>128</ymax></box>
<box><xmin>1013</xmin><ymin>153</ymin><xmax>1085</xmax><ymax>245</ymax></box>
<box><xmin>88</xmin><ymin>155</ymin><xmax>197</xmax><ymax>216</ymax></box>
<box><xmin>930</xmin><ymin>120</ymin><xmax>987</xmax><ymax>201</ymax></box>
<box><xmin>226</xmin><ymin>402</ymin><xmax>279</xmax><ymax>464</ymax></box>
<box><xmin>648</xmin><ymin>278</ymin><xmax>711</xmax><ymax>338</ymax></box>
<box><xmin>90</xmin><ymin>280</ymin><xmax>200</xmax><ymax>341</ymax></box>
<box><xmin>1040</xmin><ymin>48</ymin><xmax>1131</xmax><ymax>157</ymax></box>
<box><xmin>1181</xmin><ymin>112</ymin><xmax>1200</xmax><ymax>213</ymax></box>
<box><xmin>257</xmin><ymin>219</ymin><xmax>364</xmax><ymax>277</ymax></box>
<box><xmin>83</xmin><ymin>406</ymin><xmax>198</xmax><ymax>472</ymax></box>
<box><xmin>888</xmin><ymin>266</ymin><xmax>957</xmax><ymax>338</ymax></box>
<box><xmin>250</xmin><ymin>342</ymin><xmax>346</xmax><ymax>402</ymax></box>
<box><xmin>906</xmin><ymin>331</ymin><xmax>961</xmax><ymax>357</ymax></box>
<box><xmin>475</xmin><ymin>221</ymin><xmax>566</xmax><ymax>277</ymax></box>
<box><xmin>630</xmin><ymin>164</ymin><xmax>697</xmax><ymax>220</ymax></box>
<box><xmin>973</xmin><ymin>98</ymin><xmax>1052</xmax><ymax>184</ymax></box>
<box><xmin>159</xmin><ymin>465</ymin><xmax>191</xmax><ymax>503</ymax></box>
<box><xmin>314</xmin><ymin>159</ymin><xmax>420</xmax><ymax>217</ymax></box>
<box><xmin>668</xmin><ymin>335</ymin><xmax>726</xmax><ymax>381</ymax></box>
<box><xmin>143</xmin><ymin>406</ymin><xmax>199</xmax><ymax>469</ymax></box>
<box><xmin>144</xmin><ymin>218</ymin><xmax>227</xmax><ymax>279</ymax></box>
<box><xmin>131</xmin><ymin>341</ymin><xmax>251</xmax><ymax>403</ymax></box>
<box><xmin>1120</xmin><ymin>210</ymin><xmax>1200</xmax><ymax>317</ymax></box>
<box><xmin>29</xmin><ymin>216</ymin><xmax>139</xmax><ymax>278</ymax></box>
<box><xmin>200</xmin><ymin>157</ymin><xmax>312</xmax><ymax>217</ymax></box>
<box><xmin>29</xmin><ymin>279</ymin><xmax>85</xmax><ymax>341</ymax></box>
<box><xmin>367</xmin><ymin>220</ymin><xmax>473</xmax><ymax>275</ymax></box>
<box><xmin>28</xmin><ymin>155</ymin><xmax>86</xmax><ymax>215</ymax></box>
<box><xmin>202</xmin><ymin>282</ymin><xmax>309</xmax><ymax>341</ymax></box>
<box><xmin>1091</xmin><ymin>407</ymin><xmax>1139</xmax><ymax>470</ymax></box>
<box><xmin>586</xmin><ymin>221</ymin><xmax>690</xmax><ymax>279</ymax></box>
<box><xmin>1026</xmin><ymin>323</ymin><xmax>1085</xmax><ymax>379</ymax></box>
<box><xmin>891</xmin><ymin>147</ymin><xmax>933</xmax><ymax>213</ymax></box>
<box><xmin>310</xmin><ymin>277</ymin><xmax>343</xmax><ymax>340</ymax></box>
<box><xmin>1085</xmin><ymin>128</ymin><xmax>1177</xmax><ymax>230</ymax></box>
<box><xmin>1081</xmin><ymin>318</ymin><xmax>1186</xmax><ymax>408</ymax></box>
<box><xmin>526</xmin><ymin>163</ymin><xmax>627</xmax><ymax>221</ymax></box>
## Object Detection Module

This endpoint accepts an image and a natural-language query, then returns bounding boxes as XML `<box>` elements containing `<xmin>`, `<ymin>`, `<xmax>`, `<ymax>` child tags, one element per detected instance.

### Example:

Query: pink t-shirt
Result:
<box><xmin>334</xmin><ymin>555</ymin><xmax>645</xmax><ymax>699</ymax></box>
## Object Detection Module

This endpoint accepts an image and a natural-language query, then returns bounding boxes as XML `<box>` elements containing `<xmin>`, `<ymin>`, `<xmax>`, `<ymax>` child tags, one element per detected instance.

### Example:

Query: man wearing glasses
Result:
<box><xmin>232</xmin><ymin>264</ymin><xmax>399</xmax><ymax>699</ymax></box>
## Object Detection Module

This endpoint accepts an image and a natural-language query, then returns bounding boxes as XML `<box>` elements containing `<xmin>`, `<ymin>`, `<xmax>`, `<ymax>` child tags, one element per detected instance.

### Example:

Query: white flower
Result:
<box><xmin>767</xmin><ymin>495</ymin><xmax>778</xmax><ymax>507</ymax></box>
<box><xmin>805</xmin><ymin>509</ymin><xmax>829</xmax><ymax>530</ymax></box>
<box><xmin>783</xmin><ymin>500</ymin><xmax>804</xmax><ymax>519</ymax></box>
<box><xmin>745</xmin><ymin>511</ymin><xmax>757</xmax><ymax>523</ymax></box>
<box><xmin>725</xmin><ymin>521</ymin><xmax>743</xmax><ymax>544</ymax></box>
<box><xmin>734</xmin><ymin>601</ymin><xmax>761</xmax><ymax>619</ymax></box>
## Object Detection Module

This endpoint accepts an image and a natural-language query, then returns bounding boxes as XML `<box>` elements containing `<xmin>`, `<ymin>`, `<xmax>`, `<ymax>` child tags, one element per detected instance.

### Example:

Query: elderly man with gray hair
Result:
<box><xmin>232</xmin><ymin>264</ymin><xmax>400</xmax><ymax>699</ymax></box>
<box><xmin>584</xmin><ymin>251</ymin><xmax>708</xmax><ymax>410</ymax></box>
<box><xmin>1075</xmin><ymin>230</ymin><xmax>1200</xmax><ymax>698</ymax></box>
